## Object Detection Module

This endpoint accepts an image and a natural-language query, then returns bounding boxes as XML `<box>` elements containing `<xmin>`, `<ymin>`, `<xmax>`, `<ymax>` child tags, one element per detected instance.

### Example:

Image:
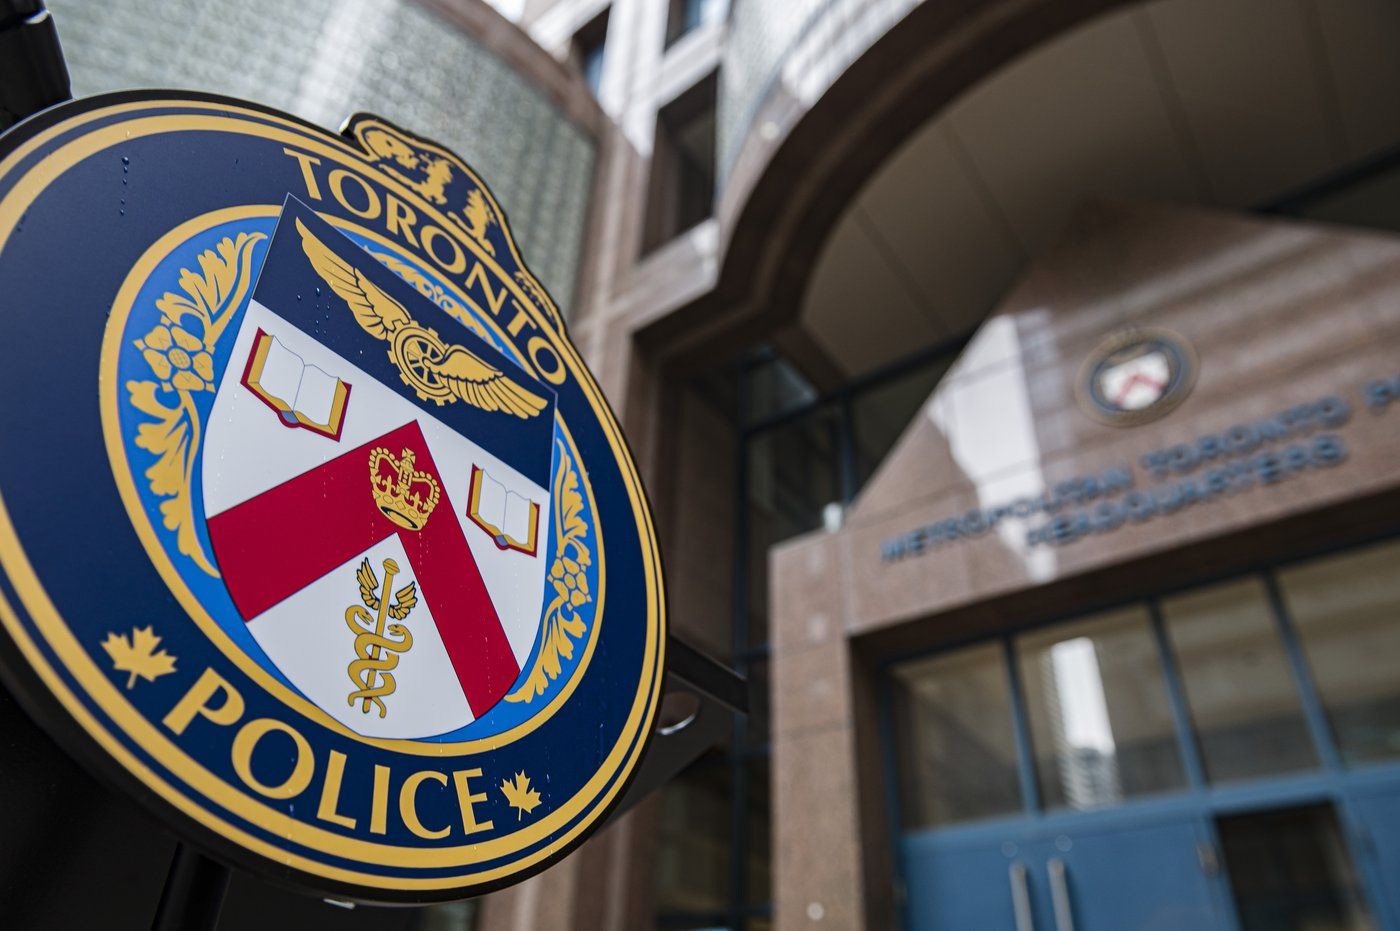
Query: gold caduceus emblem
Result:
<box><xmin>345</xmin><ymin>557</ymin><xmax>417</xmax><ymax>718</ymax></box>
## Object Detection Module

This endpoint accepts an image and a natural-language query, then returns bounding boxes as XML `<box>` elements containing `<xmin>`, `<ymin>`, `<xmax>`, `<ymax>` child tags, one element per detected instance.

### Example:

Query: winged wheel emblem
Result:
<box><xmin>296</xmin><ymin>218</ymin><xmax>546</xmax><ymax>418</ymax></box>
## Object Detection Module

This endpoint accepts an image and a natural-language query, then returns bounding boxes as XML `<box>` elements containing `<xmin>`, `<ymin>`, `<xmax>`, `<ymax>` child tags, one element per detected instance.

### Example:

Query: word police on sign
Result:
<box><xmin>0</xmin><ymin>94</ymin><xmax>665</xmax><ymax>902</ymax></box>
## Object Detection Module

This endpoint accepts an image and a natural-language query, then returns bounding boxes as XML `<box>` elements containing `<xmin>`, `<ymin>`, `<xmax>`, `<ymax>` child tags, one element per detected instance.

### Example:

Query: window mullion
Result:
<box><xmin>1147</xmin><ymin>599</ymin><xmax>1209</xmax><ymax>791</ymax></box>
<box><xmin>1001</xmin><ymin>636</ymin><xmax>1042</xmax><ymax>816</ymax></box>
<box><xmin>838</xmin><ymin>393</ymin><xmax>857</xmax><ymax>504</ymax></box>
<box><xmin>1264</xmin><ymin>571</ymin><xmax>1344</xmax><ymax>772</ymax></box>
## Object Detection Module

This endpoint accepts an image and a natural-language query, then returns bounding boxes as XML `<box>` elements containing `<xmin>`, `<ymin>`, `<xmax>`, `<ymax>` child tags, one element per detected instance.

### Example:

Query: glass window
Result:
<box><xmin>581</xmin><ymin>41</ymin><xmax>606</xmax><ymax>96</ymax></box>
<box><xmin>743</xmin><ymin>660</ymin><xmax>770</xmax><ymax>750</ymax></box>
<box><xmin>745</xmin><ymin>404</ymin><xmax>840</xmax><ymax>647</ymax></box>
<box><xmin>410</xmin><ymin>901</ymin><xmax>478</xmax><ymax>931</ymax></box>
<box><xmin>666</xmin><ymin>0</ymin><xmax>725</xmax><ymax>47</ymax></box>
<box><xmin>571</xmin><ymin>9</ymin><xmax>610</xmax><ymax>96</ymax></box>
<box><xmin>850</xmin><ymin>356</ymin><xmax>953</xmax><ymax>491</ymax></box>
<box><xmin>1278</xmin><ymin>159</ymin><xmax>1400</xmax><ymax>235</ymax></box>
<box><xmin>892</xmin><ymin>642</ymin><xmax>1023</xmax><ymax>829</ymax></box>
<box><xmin>744</xmin><ymin>758</ymin><xmax>771</xmax><ymax>907</ymax></box>
<box><xmin>1017</xmin><ymin>607</ymin><xmax>1186</xmax><ymax>811</ymax></box>
<box><xmin>744</xmin><ymin>351</ymin><xmax>817</xmax><ymax>426</ymax></box>
<box><xmin>746</xmin><ymin>405</ymin><xmax>840</xmax><ymax>541</ymax></box>
<box><xmin>743</xmin><ymin>534</ymin><xmax>772</xmax><ymax>653</ymax></box>
<box><xmin>1217</xmin><ymin>803</ymin><xmax>1375</xmax><ymax>931</ymax></box>
<box><xmin>654</xmin><ymin>756</ymin><xmax>731</xmax><ymax>917</ymax></box>
<box><xmin>1162</xmin><ymin>578</ymin><xmax>1318</xmax><ymax>783</ymax></box>
<box><xmin>1278</xmin><ymin>538</ymin><xmax>1400</xmax><ymax>765</ymax></box>
<box><xmin>642</xmin><ymin>74</ymin><xmax>717</xmax><ymax>252</ymax></box>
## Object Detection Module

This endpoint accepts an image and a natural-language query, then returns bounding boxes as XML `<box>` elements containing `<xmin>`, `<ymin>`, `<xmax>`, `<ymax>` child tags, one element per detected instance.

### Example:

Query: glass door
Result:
<box><xmin>887</xmin><ymin>536</ymin><xmax>1400</xmax><ymax>931</ymax></box>
<box><xmin>1011</xmin><ymin>607</ymin><xmax>1231</xmax><ymax>931</ymax></box>
<box><xmin>1277</xmin><ymin>540</ymin><xmax>1400</xmax><ymax>929</ymax></box>
<box><xmin>1216</xmin><ymin>803</ymin><xmax>1375</xmax><ymax>931</ymax></box>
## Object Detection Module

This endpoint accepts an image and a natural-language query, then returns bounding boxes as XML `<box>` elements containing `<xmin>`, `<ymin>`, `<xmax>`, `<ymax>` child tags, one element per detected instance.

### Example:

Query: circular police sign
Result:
<box><xmin>0</xmin><ymin>93</ymin><xmax>665</xmax><ymax>902</ymax></box>
<box><xmin>1077</xmin><ymin>327</ymin><xmax>1197</xmax><ymax>426</ymax></box>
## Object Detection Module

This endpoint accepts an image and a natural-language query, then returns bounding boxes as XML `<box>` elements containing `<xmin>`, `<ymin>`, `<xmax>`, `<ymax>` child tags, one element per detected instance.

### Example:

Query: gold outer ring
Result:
<box><xmin>0</xmin><ymin>99</ymin><xmax>665</xmax><ymax>891</ymax></box>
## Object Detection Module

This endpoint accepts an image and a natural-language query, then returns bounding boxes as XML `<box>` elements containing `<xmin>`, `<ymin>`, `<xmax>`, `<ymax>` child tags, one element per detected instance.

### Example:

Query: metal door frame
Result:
<box><xmin>881</xmin><ymin>530</ymin><xmax>1400</xmax><ymax>931</ymax></box>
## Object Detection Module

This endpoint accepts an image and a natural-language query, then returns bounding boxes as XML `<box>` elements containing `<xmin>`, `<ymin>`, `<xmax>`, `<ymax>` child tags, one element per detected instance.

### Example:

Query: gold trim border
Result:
<box><xmin>101</xmin><ymin>203</ymin><xmax>604</xmax><ymax>755</ymax></box>
<box><xmin>0</xmin><ymin>99</ymin><xmax>665</xmax><ymax>889</ymax></box>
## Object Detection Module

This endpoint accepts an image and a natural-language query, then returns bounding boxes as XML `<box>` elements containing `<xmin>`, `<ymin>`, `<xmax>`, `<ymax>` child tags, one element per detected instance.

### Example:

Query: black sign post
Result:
<box><xmin>0</xmin><ymin>1</ymin><xmax>70</xmax><ymax>132</ymax></box>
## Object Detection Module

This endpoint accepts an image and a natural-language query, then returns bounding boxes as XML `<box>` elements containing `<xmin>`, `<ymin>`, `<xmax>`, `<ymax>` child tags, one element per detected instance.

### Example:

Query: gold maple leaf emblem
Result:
<box><xmin>101</xmin><ymin>626</ymin><xmax>177</xmax><ymax>689</ymax></box>
<box><xmin>500</xmin><ymin>771</ymin><xmax>542</xmax><ymax>821</ymax></box>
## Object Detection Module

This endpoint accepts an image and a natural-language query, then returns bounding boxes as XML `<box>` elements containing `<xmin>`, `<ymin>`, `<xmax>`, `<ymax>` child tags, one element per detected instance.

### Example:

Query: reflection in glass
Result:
<box><xmin>746</xmin><ymin>404</ymin><xmax>840</xmax><ymax>538</ymax></box>
<box><xmin>654</xmin><ymin>756</ymin><xmax>731</xmax><ymax>916</ymax></box>
<box><xmin>666</xmin><ymin>0</ymin><xmax>727</xmax><ymax>47</ymax></box>
<box><xmin>1217</xmin><ymin>803</ymin><xmax>1375</xmax><ymax>931</ymax></box>
<box><xmin>1286</xmin><ymin>160</ymin><xmax>1400</xmax><ymax>235</ymax></box>
<box><xmin>745</xmin><ymin>406</ymin><xmax>840</xmax><ymax>647</ymax></box>
<box><xmin>892</xmin><ymin>643</ymin><xmax>1023</xmax><ymax>829</ymax></box>
<box><xmin>745</xmin><ymin>660</ymin><xmax>770</xmax><ymax>750</ymax></box>
<box><xmin>851</xmin><ymin>356</ymin><xmax>953</xmax><ymax>491</ymax></box>
<box><xmin>744</xmin><ymin>351</ymin><xmax>818</xmax><ymax>425</ymax></box>
<box><xmin>1018</xmin><ymin>608</ymin><xmax>1185</xmax><ymax>810</ymax></box>
<box><xmin>745</xmin><ymin>759</ymin><xmax>772</xmax><ymax>904</ymax></box>
<box><xmin>582</xmin><ymin>42</ymin><xmax>606</xmax><ymax>93</ymax></box>
<box><xmin>1279</xmin><ymin>538</ymin><xmax>1400</xmax><ymax>765</ymax></box>
<box><xmin>1162</xmin><ymin>578</ymin><xmax>1318</xmax><ymax>782</ymax></box>
<box><xmin>409</xmin><ymin>901</ymin><xmax>477</xmax><ymax>931</ymax></box>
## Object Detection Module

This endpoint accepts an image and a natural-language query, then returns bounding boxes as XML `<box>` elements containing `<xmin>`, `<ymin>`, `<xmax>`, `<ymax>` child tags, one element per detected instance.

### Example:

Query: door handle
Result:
<box><xmin>1009</xmin><ymin>861</ymin><xmax>1035</xmax><ymax>931</ymax></box>
<box><xmin>1196</xmin><ymin>841</ymin><xmax>1220</xmax><ymax>876</ymax></box>
<box><xmin>1047</xmin><ymin>857</ymin><xmax>1076</xmax><ymax>931</ymax></box>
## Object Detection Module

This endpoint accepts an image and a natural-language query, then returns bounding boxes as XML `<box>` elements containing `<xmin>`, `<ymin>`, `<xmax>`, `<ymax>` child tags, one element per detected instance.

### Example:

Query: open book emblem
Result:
<box><xmin>241</xmin><ymin>329</ymin><xmax>351</xmax><ymax>439</ymax></box>
<box><xmin>467</xmin><ymin>465</ymin><xmax>540</xmax><ymax>556</ymax></box>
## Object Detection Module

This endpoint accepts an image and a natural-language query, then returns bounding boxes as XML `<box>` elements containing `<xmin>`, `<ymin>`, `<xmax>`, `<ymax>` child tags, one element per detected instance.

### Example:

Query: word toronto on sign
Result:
<box><xmin>0</xmin><ymin>93</ymin><xmax>666</xmax><ymax>902</ymax></box>
<box><xmin>882</xmin><ymin>377</ymin><xmax>1400</xmax><ymax>563</ymax></box>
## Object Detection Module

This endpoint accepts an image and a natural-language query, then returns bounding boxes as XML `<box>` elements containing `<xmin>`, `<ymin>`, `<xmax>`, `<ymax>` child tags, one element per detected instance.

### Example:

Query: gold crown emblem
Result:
<box><xmin>369</xmin><ymin>447</ymin><xmax>441</xmax><ymax>531</ymax></box>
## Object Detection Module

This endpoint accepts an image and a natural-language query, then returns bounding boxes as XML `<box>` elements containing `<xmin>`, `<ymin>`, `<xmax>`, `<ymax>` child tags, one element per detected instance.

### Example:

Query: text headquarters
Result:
<box><xmin>881</xmin><ymin>382</ymin><xmax>1400</xmax><ymax>561</ymax></box>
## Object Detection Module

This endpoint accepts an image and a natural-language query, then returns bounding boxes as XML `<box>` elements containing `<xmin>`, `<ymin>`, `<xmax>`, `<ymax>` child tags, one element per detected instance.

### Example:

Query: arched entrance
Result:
<box><xmin>678</xmin><ymin>1</ymin><xmax>1400</xmax><ymax>929</ymax></box>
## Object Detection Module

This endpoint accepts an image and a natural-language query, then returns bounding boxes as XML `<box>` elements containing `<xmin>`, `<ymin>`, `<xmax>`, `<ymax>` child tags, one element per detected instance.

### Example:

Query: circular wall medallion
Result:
<box><xmin>0</xmin><ymin>92</ymin><xmax>665</xmax><ymax>902</ymax></box>
<box><xmin>1076</xmin><ymin>327</ymin><xmax>1197</xmax><ymax>426</ymax></box>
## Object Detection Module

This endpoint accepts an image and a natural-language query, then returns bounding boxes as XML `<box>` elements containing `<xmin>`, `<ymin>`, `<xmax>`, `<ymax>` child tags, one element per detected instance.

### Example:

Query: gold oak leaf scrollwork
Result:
<box><xmin>506</xmin><ymin>439</ymin><xmax>591</xmax><ymax>703</ymax></box>
<box><xmin>125</xmin><ymin>232</ymin><xmax>265</xmax><ymax>577</ymax></box>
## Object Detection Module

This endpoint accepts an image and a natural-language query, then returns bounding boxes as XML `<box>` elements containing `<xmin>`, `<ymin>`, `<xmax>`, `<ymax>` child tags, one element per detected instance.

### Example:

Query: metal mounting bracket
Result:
<box><xmin>605</xmin><ymin>635</ymin><xmax>748</xmax><ymax>824</ymax></box>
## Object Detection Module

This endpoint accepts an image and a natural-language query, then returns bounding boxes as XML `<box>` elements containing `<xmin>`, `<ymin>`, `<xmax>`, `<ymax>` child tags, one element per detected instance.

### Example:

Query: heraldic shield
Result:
<box><xmin>200</xmin><ymin>198</ymin><xmax>556</xmax><ymax>739</ymax></box>
<box><xmin>0</xmin><ymin>95</ymin><xmax>661</xmax><ymax>900</ymax></box>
